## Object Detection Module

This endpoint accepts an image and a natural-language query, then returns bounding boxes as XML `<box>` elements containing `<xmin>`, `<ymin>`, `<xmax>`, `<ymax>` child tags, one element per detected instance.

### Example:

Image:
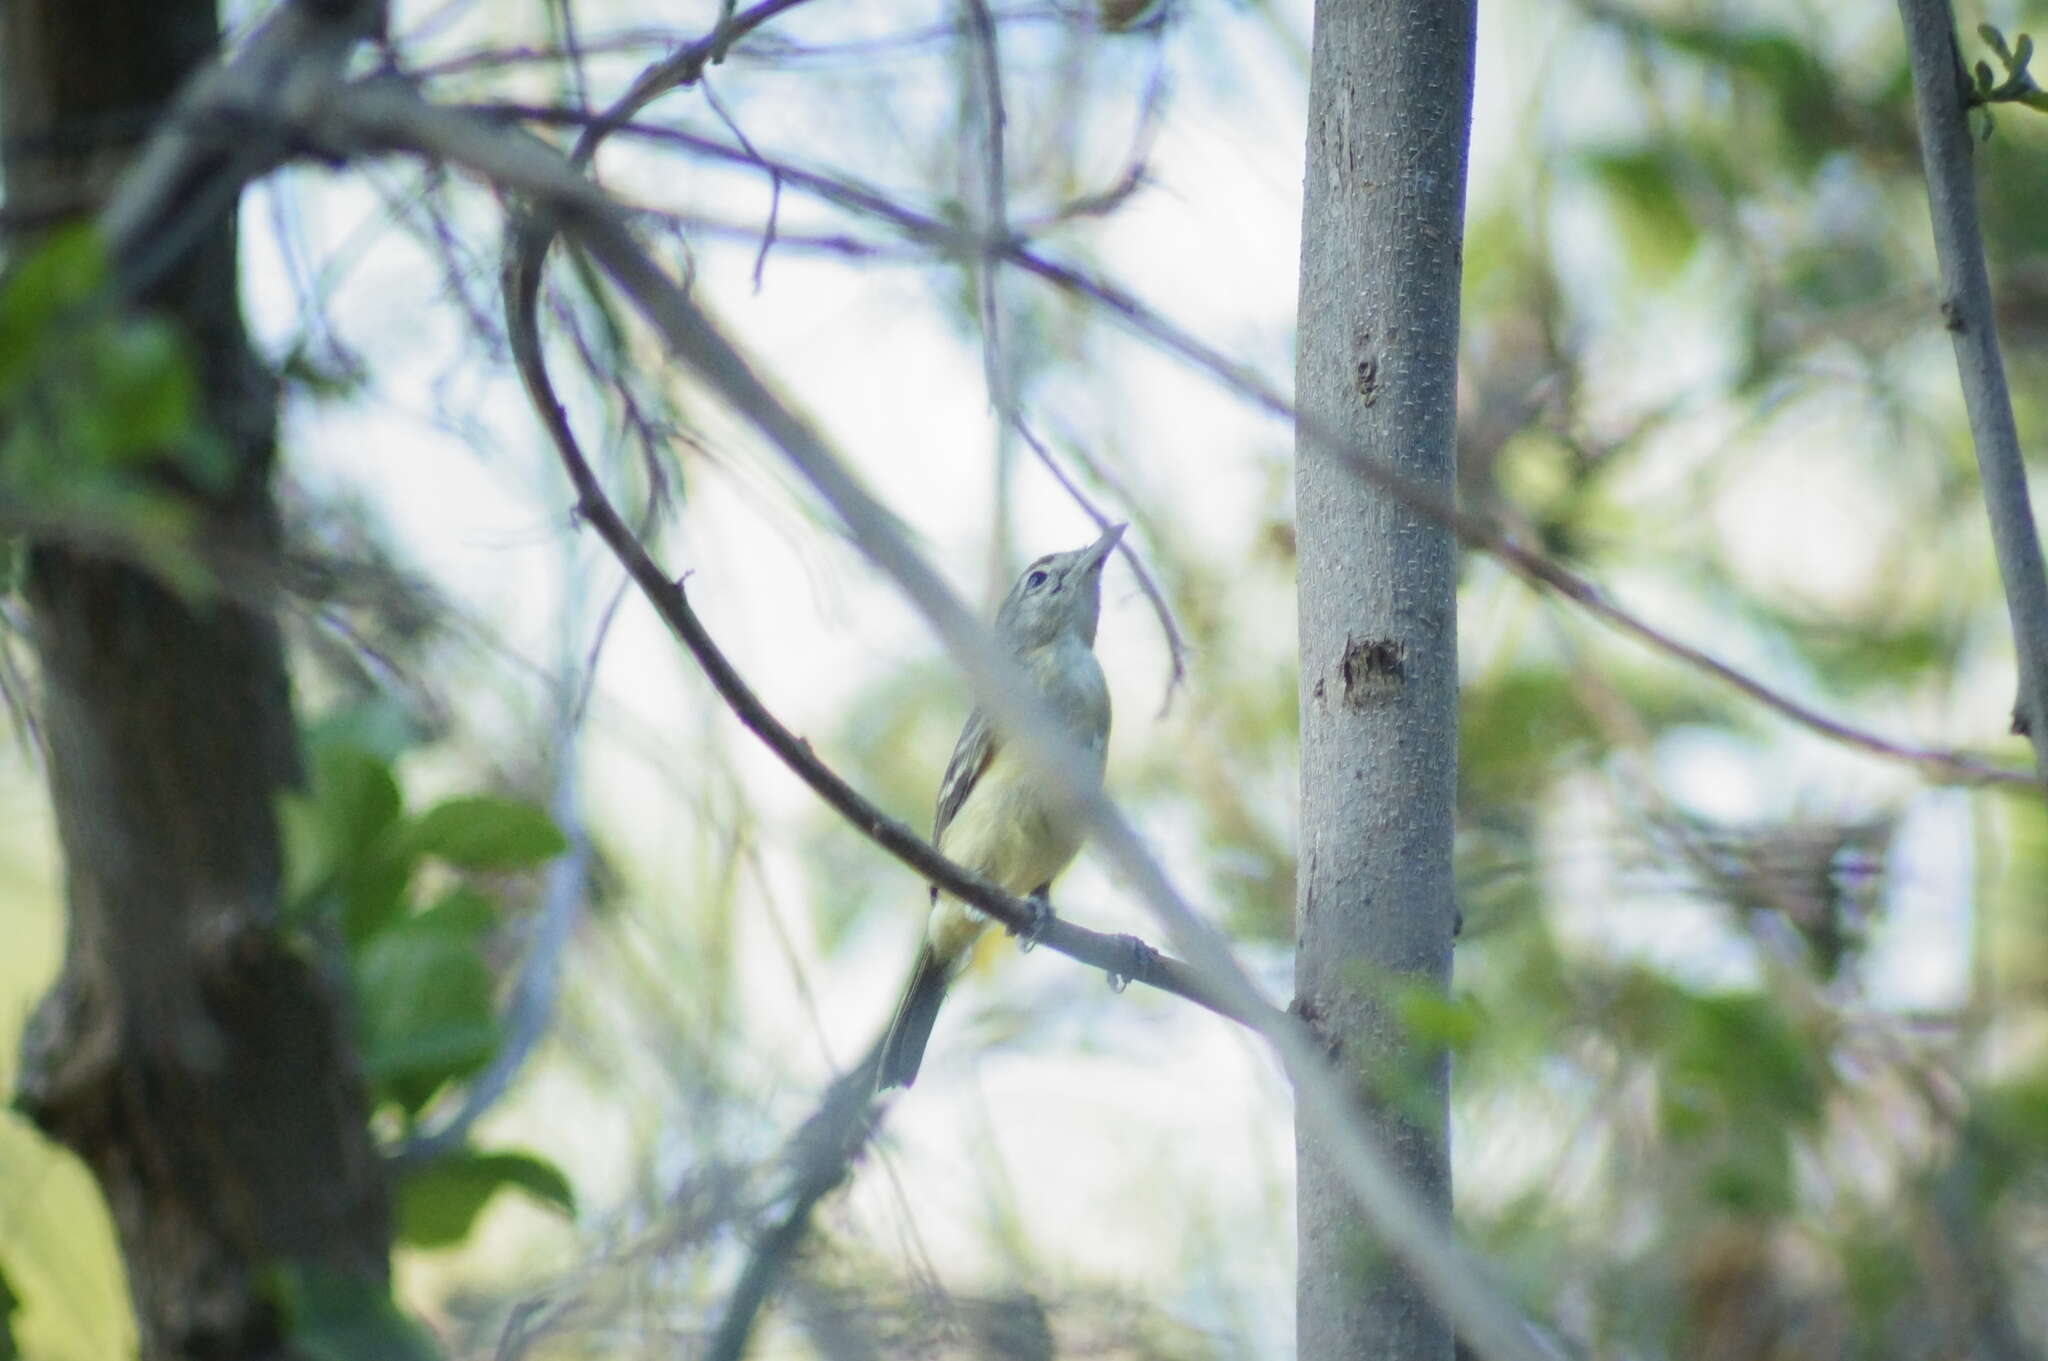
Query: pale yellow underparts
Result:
<box><xmin>926</xmin><ymin>638</ymin><xmax>1110</xmax><ymax>972</ymax></box>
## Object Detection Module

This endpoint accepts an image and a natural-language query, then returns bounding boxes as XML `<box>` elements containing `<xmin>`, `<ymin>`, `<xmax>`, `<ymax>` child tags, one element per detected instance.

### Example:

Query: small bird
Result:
<box><xmin>875</xmin><ymin>524</ymin><xmax>1124</xmax><ymax>1090</ymax></box>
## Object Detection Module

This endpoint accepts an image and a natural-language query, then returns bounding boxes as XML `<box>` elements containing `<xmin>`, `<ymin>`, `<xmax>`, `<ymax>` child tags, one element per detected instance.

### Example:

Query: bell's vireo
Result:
<box><xmin>875</xmin><ymin>523</ymin><xmax>1124</xmax><ymax>1090</ymax></box>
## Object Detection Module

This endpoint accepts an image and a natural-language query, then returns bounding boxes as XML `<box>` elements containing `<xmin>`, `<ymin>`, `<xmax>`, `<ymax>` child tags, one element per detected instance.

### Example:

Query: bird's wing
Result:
<box><xmin>933</xmin><ymin>707</ymin><xmax>999</xmax><ymax>844</ymax></box>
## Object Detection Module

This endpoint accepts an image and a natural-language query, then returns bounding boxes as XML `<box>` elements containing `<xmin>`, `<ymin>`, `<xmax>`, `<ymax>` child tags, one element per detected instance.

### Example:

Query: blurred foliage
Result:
<box><xmin>0</xmin><ymin>225</ymin><xmax>230</xmax><ymax>590</ymax></box>
<box><xmin>0</xmin><ymin>1269</ymin><xmax>16</xmax><ymax>1361</ymax></box>
<box><xmin>795</xmin><ymin>0</ymin><xmax>2048</xmax><ymax>1352</ymax></box>
<box><xmin>280</xmin><ymin>706</ymin><xmax>576</xmax><ymax>1271</ymax></box>
<box><xmin>269</xmin><ymin>1266</ymin><xmax>441</xmax><ymax>1361</ymax></box>
<box><xmin>10</xmin><ymin>0</ymin><xmax>2048</xmax><ymax>1357</ymax></box>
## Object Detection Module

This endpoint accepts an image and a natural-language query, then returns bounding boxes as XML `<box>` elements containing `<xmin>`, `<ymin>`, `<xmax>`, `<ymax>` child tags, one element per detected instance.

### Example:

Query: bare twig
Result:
<box><xmin>961</xmin><ymin>0</ymin><xmax>1012</xmax><ymax>413</ymax></box>
<box><xmin>404</xmin><ymin>29</ymin><xmax>679</xmax><ymax>82</ymax></box>
<box><xmin>1897</xmin><ymin>0</ymin><xmax>2048</xmax><ymax>781</ymax></box>
<box><xmin>1012</xmin><ymin>416</ymin><xmax>1189</xmax><ymax>705</ymax></box>
<box><xmin>704</xmin><ymin>1046</ymin><xmax>888</xmax><ymax>1361</ymax></box>
<box><xmin>98</xmin><ymin>0</ymin><xmax>385</xmax><ymax>288</ymax></box>
<box><xmin>946</xmin><ymin>14</ymin><xmax>1186</xmax><ymax>707</ymax></box>
<box><xmin>471</xmin><ymin>104</ymin><xmax>2033</xmax><ymax>790</ymax></box>
<box><xmin>500</xmin><ymin>211</ymin><xmax>1257</xmax><ymax>1028</ymax></box>
<box><xmin>396</xmin><ymin>566</ymin><xmax>615</xmax><ymax>1166</ymax></box>
<box><xmin>698</xmin><ymin>76</ymin><xmax>782</xmax><ymax>291</ymax></box>
<box><xmin>728</xmin><ymin>5</ymin><xmax>1062</xmax><ymax>67</ymax></box>
<box><xmin>666</xmin><ymin>115</ymin><xmax>2042</xmax><ymax>787</ymax></box>
<box><xmin>316</xmin><ymin>85</ymin><xmax>1564</xmax><ymax>1361</ymax></box>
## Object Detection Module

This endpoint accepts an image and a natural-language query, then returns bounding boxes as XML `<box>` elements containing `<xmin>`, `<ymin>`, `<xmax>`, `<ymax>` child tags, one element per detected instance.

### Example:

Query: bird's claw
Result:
<box><xmin>1106</xmin><ymin>934</ymin><xmax>1154</xmax><ymax>993</ymax></box>
<box><xmin>1011</xmin><ymin>892</ymin><xmax>1055</xmax><ymax>953</ymax></box>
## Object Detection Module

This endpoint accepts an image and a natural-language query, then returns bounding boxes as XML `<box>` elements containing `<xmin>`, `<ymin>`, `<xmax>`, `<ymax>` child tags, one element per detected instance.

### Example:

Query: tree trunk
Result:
<box><xmin>1293</xmin><ymin>0</ymin><xmax>1474</xmax><ymax>1357</ymax></box>
<box><xmin>2</xmin><ymin>4</ymin><xmax>391</xmax><ymax>1358</ymax></box>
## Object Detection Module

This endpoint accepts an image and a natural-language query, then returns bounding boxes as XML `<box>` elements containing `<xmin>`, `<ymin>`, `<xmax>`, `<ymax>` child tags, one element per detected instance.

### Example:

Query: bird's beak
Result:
<box><xmin>1080</xmin><ymin>522</ymin><xmax>1126</xmax><ymax>571</ymax></box>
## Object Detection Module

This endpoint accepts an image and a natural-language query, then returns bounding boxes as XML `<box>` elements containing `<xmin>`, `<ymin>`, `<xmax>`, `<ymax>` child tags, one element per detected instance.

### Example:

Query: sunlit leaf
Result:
<box><xmin>406</xmin><ymin>795</ymin><xmax>566</xmax><ymax>871</ymax></box>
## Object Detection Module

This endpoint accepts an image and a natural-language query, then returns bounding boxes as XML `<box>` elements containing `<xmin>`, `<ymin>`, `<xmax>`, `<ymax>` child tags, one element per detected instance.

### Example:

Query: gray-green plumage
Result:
<box><xmin>876</xmin><ymin>524</ymin><xmax>1122</xmax><ymax>1091</ymax></box>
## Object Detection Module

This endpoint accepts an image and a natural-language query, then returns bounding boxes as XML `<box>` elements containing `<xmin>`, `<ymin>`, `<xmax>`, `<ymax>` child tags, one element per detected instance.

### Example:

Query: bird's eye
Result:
<box><xmin>1025</xmin><ymin>569</ymin><xmax>1050</xmax><ymax>591</ymax></box>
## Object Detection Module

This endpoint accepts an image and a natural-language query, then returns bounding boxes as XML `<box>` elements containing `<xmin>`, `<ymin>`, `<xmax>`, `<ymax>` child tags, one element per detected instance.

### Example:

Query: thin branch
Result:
<box><xmin>395</xmin><ymin>566</ymin><xmax>616</xmax><ymax>1166</ymax></box>
<box><xmin>1015</xmin><ymin>47</ymin><xmax>1168</xmax><ymax>232</ymax></box>
<box><xmin>588</xmin><ymin>0</ymin><xmax>820</xmax><ymax>146</ymax></box>
<box><xmin>403</xmin><ymin>29</ymin><xmax>679</xmax><ymax>82</ymax></box>
<box><xmin>98</xmin><ymin>0</ymin><xmax>385</xmax><ymax>285</ymax></box>
<box><xmin>704</xmin><ymin>1046</ymin><xmax>887</xmax><ymax>1361</ymax></box>
<box><xmin>472</xmin><ymin>104</ymin><xmax>2034</xmax><ymax>790</ymax></box>
<box><xmin>946</xmin><ymin>14</ymin><xmax>1188</xmax><ymax>707</ymax></box>
<box><xmin>319</xmin><ymin>85</ymin><xmax>1565</xmax><ymax>1361</ymax></box>
<box><xmin>698</xmin><ymin>76</ymin><xmax>782</xmax><ymax>291</ymax></box>
<box><xmin>1012</xmin><ymin>416</ymin><xmax>1189</xmax><ymax>706</ymax></box>
<box><xmin>500</xmin><ymin>211</ymin><xmax>1256</xmax><ymax>1028</ymax></box>
<box><xmin>1897</xmin><ymin>0</ymin><xmax>2048</xmax><ymax>781</ymax></box>
<box><xmin>728</xmin><ymin>5</ymin><xmax>1063</xmax><ymax>67</ymax></box>
<box><xmin>961</xmin><ymin>0</ymin><xmax>1011</xmax><ymax>413</ymax></box>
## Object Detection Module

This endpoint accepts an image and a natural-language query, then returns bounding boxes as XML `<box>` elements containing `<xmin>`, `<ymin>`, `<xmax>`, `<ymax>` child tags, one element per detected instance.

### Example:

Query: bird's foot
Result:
<box><xmin>1010</xmin><ymin>892</ymin><xmax>1055</xmax><ymax>952</ymax></box>
<box><xmin>1106</xmin><ymin>934</ymin><xmax>1156</xmax><ymax>993</ymax></box>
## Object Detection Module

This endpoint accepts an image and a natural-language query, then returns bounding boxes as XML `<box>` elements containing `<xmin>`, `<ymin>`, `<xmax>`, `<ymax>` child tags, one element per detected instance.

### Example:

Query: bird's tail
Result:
<box><xmin>877</xmin><ymin>943</ymin><xmax>951</xmax><ymax>1090</ymax></box>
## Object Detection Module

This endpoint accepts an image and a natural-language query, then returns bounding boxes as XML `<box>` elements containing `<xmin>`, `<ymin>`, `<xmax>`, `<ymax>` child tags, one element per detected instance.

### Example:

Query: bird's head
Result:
<box><xmin>993</xmin><ymin>523</ymin><xmax>1125</xmax><ymax>651</ymax></box>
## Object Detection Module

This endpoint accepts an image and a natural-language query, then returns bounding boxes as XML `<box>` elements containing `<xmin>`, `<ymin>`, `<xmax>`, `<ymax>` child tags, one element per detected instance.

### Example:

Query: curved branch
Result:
<box><xmin>501</xmin><ymin>212</ymin><xmax>1265</xmax><ymax>1031</ymax></box>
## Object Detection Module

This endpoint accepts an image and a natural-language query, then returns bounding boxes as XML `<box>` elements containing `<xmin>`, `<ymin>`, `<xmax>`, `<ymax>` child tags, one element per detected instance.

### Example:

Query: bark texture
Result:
<box><xmin>3</xmin><ymin>4</ymin><xmax>390</xmax><ymax>1358</ymax></box>
<box><xmin>1293</xmin><ymin>1</ymin><xmax>1475</xmax><ymax>1357</ymax></box>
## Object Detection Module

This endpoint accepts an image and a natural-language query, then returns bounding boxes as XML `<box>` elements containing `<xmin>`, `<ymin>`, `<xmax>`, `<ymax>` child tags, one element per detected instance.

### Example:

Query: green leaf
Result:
<box><xmin>305</xmin><ymin>697</ymin><xmax>421</xmax><ymax>764</ymax></box>
<box><xmin>1969</xmin><ymin>1073</ymin><xmax>2048</xmax><ymax>1201</ymax></box>
<box><xmin>90</xmin><ymin>318</ymin><xmax>195</xmax><ymax>464</ymax></box>
<box><xmin>308</xmin><ymin>745</ymin><xmax>405</xmax><ymax>864</ymax></box>
<box><xmin>406</xmin><ymin>795</ymin><xmax>566</xmax><ymax>870</ymax></box>
<box><xmin>284</xmin><ymin>743</ymin><xmax>415</xmax><ymax>940</ymax></box>
<box><xmin>413</xmin><ymin>885</ymin><xmax>498</xmax><ymax>938</ymax></box>
<box><xmin>339</xmin><ymin>838</ymin><xmax>417</xmax><ymax>945</ymax></box>
<box><xmin>0</xmin><ymin>1263</ymin><xmax>18</xmax><ymax>1361</ymax></box>
<box><xmin>1698</xmin><ymin>1122</ymin><xmax>1795</xmax><ymax>1214</ymax></box>
<box><xmin>1654</xmin><ymin>990</ymin><xmax>1822</xmax><ymax>1215</ymax></box>
<box><xmin>395</xmin><ymin>1148</ymin><xmax>576</xmax><ymax>1249</ymax></box>
<box><xmin>0</xmin><ymin>226</ymin><xmax>106</xmax><ymax>393</ymax></box>
<box><xmin>1666</xmin><ymin>992</ymin><xmax>1823</xmax><ymax>1127</ymax></box>
<box><xmin>1583</xmin><ymin>148</ymin><xmax>1700</xmax><ymax>279</ymax></box>
<box><xmin>271</xmin><ymin>1266</ymin><xmax>439</xmax><ymax>1361</ymax></box>
<box><xmin>354</xmin><ymin>923</ymin><xmax>500</xmax><ymax>1112</ymax></box>
<box><xmin>1393</xmin><ymin>984</ymin><xmax>1484</xmax><ymax>1054</ymax></box>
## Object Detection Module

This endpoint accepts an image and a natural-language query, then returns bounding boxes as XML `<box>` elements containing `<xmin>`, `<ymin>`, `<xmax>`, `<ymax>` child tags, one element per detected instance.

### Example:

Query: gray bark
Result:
<box><xmin>1894</xmin><ymin>0</ymin><xmax>2048</xmax><ymax>776</ymax></box>
<box><xmin>1293</xmin><ymin>1</ymin><xmax>1475</xmax><ymax>1358</ymax></box>
<box><xmin>3</xmin><ymin>3</ymin><xmax>390</xmax><ymax>1357</ymax></box>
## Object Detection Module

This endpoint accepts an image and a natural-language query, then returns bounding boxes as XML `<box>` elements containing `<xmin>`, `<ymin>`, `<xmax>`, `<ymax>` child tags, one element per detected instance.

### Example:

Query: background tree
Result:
<box><xmin>1295</xmin><ymin>0</ymin><xmax>1473</xmax><ymax>1357</ymax></box>
<box><xmin>0</xmin><ymin>3</ymin><xmax>394</xmax><ymax>1358</ymax></box>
